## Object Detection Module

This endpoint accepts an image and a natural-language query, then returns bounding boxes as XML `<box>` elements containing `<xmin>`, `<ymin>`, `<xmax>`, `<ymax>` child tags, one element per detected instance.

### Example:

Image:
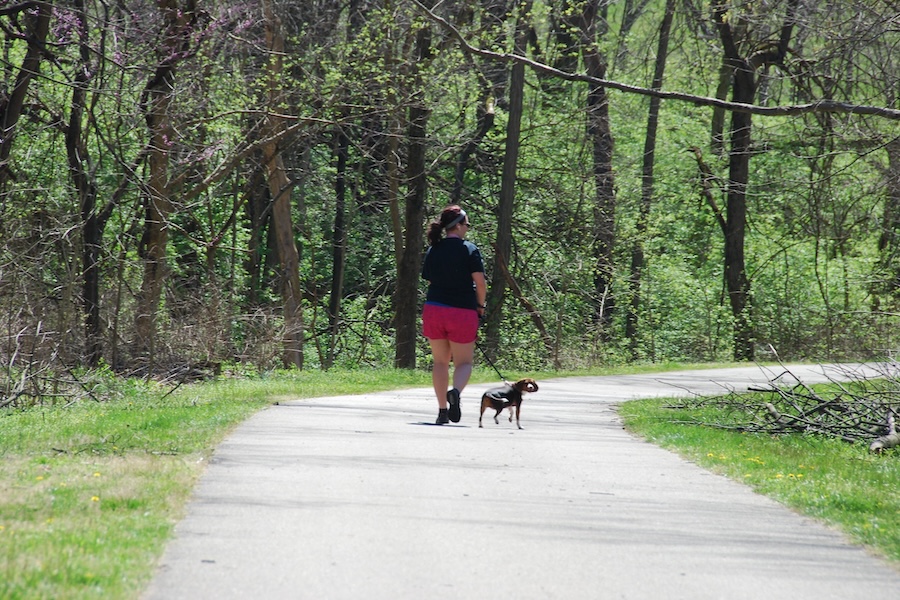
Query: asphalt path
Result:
<box><xmin>142</xmin><ymin>364</ymin><xmax>900</xmax><ymax>599</ymax></box>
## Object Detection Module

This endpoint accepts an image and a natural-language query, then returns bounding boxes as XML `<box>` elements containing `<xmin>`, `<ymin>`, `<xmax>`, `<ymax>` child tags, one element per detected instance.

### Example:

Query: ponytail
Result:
<box><xmin>427</xmin><ymin>205</ymin><xmax>466</xmax><ymax>246</ymax></box>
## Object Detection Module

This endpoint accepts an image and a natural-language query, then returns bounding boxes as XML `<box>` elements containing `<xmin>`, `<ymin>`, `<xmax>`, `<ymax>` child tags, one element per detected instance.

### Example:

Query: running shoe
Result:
<box><xmin>447</xmin><ymin>388</ymin><xmax>461</xmax><ymax>423</ymax></box>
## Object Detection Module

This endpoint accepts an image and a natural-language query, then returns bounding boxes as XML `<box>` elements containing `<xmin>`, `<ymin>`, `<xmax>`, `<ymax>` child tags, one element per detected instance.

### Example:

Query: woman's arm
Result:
<box><xmin>472</xmin><ymin>271</ymin><xmax>487</xmax><ymax>316</ymax></box>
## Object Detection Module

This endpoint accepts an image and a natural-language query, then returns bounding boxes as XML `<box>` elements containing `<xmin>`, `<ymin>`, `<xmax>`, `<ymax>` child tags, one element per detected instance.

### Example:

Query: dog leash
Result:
<box><xmin>475</xmin><ymin>339</ymin><xmax>510</xmax><ymax>384</ymax></box>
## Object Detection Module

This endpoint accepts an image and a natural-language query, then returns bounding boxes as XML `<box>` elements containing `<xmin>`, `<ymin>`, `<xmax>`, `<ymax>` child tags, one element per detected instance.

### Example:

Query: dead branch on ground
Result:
<box><xmin>665</xmin><ymin>361</ymin><xmax>900</xmax><ymax>454</ymax></box>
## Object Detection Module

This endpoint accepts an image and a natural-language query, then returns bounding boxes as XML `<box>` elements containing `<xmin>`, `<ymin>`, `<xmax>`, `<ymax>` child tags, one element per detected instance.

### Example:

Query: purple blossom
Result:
<box><xmin>52</xmin><ymin>7</ymin><xmax>82</xmax><ymax>45</ymax></box>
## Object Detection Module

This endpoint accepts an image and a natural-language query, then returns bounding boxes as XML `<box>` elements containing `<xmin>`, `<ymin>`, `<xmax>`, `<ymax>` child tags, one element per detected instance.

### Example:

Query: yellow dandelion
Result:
<box><xmin>91</xmin><ymin>496</ymin><xmax>100</xmax><ymax>502</ymax></box>
<box><xmin>36</xmin><ymin>476</ymin><xmax>44</xmax><ymax>481</ymax></box>
<box><xmin>93</xmin><ymin>472</ymin><xmax>101</xmax><ymax>478</ymax></box>
<box><xmin>707</xmin><ymin>453</ymin><xmax>715</xmax><ymax>457</ymax></box>
<box><xmin>775</xmin><ymin>473</ymin><xmax>784</xmax><ymax>479</ymax></box>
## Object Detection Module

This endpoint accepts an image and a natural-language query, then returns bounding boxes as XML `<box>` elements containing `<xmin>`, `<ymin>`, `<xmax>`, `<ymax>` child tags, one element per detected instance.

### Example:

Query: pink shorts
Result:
<box><xmin>422</xmin><ymin>303</ymin><xmax>479</xmax><ymax>344</ymax></box>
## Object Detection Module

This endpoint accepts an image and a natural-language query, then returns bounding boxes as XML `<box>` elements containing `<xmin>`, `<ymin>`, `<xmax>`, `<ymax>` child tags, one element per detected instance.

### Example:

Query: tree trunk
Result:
<box><xmin>711</xmin><ymin>60</ymin><xmax>732</xmax><ymax>155</ymax></box>
<box><xmin>548</xmin><ymin>0</ymin><xmax>616</xmax><ymax>333</ymax></box>
<box><xmin>266</xmin><ymin>147</ymin><xmax>303</xmax><ymax>369</ymax></box>
<box><xmin>326</xmin><ymin>129</ymin><xmax>349</xmax><ymax>369</ymax></box>
<box><xmin>393</xmin><ymin>26</ymin><xmax>432</xmax><ymax>369</ymax></box>
<box><xmin>627</xmin><ymin>0</ymin><xmax>675</xmax><ymax>360</ymax></box>
<box><xmin>481</xmin><ymin>0</ymin><xmax>512</xmax><ymax>107</ymax></box>
<box><xmin>484</xmin><ymin>2</ymin><xmax>529</xmax><ymax>357</ymax></box>
<box><xmin>580</xmin><ymin>1</ymin><xmax>615</xmax><ymax>329</ymax></box>
<box><xmin>876</xmin><ymin>139</ymin><xmax>900</xmax><ymax>296</ymax></box>
<box><xmin>263</xmin><ymin>0</ymin><xmax>303</xmax><ymax>369</ymax></box>
<box><xmin>393</xmin><ymin>100</ymin><xmax>428</xmax><ymax>369</ymax></box>
<box><xmin>244</xmin><ymin>157</ymin><xmax>270</xmax><ymax>306</ymax></box>
<box><xmin>712</xmin><ymin>0</ymin><xmax>799</xmax><ymax>361</ymax></box>
<box><xmin>388</xmin><ymin>112</ymin><xmax>403</xmax><ymax>266</ymax></box>
<box><xmin>723</xmin><ymin>103</ymin><xmax>753</xmax><ymax>361</ymax></box>
<box><xmin>66</xmin><ymin>0</ymin><xmax>104</xmax><ymax>367</ymax></box>
<box><xmin>0</xmin><ymin>2</ymin><xmax>51</xmax><ymax>190</ymax></box>
<box><xmin>135</xmin><ymin>1</ymin><xmax>198</xmax><ymax>362</ymax></box>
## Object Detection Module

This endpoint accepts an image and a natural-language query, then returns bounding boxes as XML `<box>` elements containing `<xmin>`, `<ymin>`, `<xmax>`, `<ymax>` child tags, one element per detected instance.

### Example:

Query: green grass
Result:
<box><xmin>619</xmin><ymin>397</ymin><xmax>900</xmax><ymax>566</ymax></box>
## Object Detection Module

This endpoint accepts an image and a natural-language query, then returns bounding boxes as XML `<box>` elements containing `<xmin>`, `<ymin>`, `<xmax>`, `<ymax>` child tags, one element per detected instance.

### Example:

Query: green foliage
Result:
<box><xmin>0</xmin><ymin>0</ymin><xmax>898</xmax><ymax>380</ymax></box>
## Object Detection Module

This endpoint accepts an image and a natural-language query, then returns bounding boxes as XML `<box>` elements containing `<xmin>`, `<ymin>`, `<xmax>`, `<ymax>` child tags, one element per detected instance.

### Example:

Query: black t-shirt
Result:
<box><xmin>422</xmin><ymin>238</ymin><xmax>485</xmax><ymax>309</ymax></box>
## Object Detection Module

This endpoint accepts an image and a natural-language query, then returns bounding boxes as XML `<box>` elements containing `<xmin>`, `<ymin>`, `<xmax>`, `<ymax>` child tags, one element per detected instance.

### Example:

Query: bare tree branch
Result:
<box><xmin>669</xmin><ymin>362</ymin><xmax>900</xmax><ymax>452</ymax></box>
<box><xmin>412</xmin><ymin>0</ymin><xmax>900</xmax><ymax>121</ymax></box>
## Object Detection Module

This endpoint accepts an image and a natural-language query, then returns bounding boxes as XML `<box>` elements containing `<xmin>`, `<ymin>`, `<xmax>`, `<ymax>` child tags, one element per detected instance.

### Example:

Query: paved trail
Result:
<box><xmin>143</xmin><ymin>364</ymin><xmax>899</xmax><ymax>599</ymax></box>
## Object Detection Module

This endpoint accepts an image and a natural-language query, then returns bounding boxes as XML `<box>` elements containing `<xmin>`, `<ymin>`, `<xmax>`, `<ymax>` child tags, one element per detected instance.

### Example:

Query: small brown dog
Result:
<box><xmin>479</xmin><ymin>378</ymin><xmax>539</xmax><ymax>430</ymax></box>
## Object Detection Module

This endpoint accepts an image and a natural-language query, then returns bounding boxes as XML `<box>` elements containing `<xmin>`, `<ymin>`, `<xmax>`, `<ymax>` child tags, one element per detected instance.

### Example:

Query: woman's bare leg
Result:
<box><xmin>428</xmin><ymin>338</ymin><xmax>452</xmax><ymax>409</ymax></box>
<box><xmin>449</xmin><ymin>340</ymin><xmax>476</xmax><ymax>393</ymax></box>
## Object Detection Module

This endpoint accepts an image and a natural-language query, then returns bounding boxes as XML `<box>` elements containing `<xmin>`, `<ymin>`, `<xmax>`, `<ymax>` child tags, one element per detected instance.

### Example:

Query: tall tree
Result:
<box><xmin>326</xmin><ymin>126</ymin><xmax>349</xmax><ymax>369</ymax></box>
<box><xmin>135</xmin><ymin>0</ymin><xmax>200</xmax><ymax>361</ymax></box>
<box><xmin>262</xmin><ymin>0</ymin><xmax>304</xmax><ymax>368</ymax></box>
<box><xmin>484</xmin><ymin>0</ymin><xmax>530</xmax><ymax>356</ymax></box>
<box><xmin>711</xmin><ymin>0</ymin><xmax>799</xmax><ymax>361</ymax></box>
<box><xmin>66</xmin><ymin>0</ymin><xmax>104</xmax><ymax>367</ymax></box>
<box><xmin>0</xmin><ymin>1</ymin><xmax>51</xmax><ymax>191</ymax></box>
<box><xmin>567</xmin><ymin>0</ymin><xmax>616</xmax><ymax>328</ymax></box>
<box><xmin>626</xmin><ymin>0</ymin><xmax>676</xmax><ymax>359</ymax></box>
<box><xmin>394</xmin><ymin>19</ymin><xmax>432</xmax><ymax>369</ymax></box>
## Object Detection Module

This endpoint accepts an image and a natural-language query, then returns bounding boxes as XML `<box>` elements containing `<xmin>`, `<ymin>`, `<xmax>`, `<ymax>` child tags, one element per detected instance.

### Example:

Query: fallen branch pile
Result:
<box><xmin>666</xmin><ymin>362</ymin><xmax>900</xmax><ymax>454</ymax></box>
